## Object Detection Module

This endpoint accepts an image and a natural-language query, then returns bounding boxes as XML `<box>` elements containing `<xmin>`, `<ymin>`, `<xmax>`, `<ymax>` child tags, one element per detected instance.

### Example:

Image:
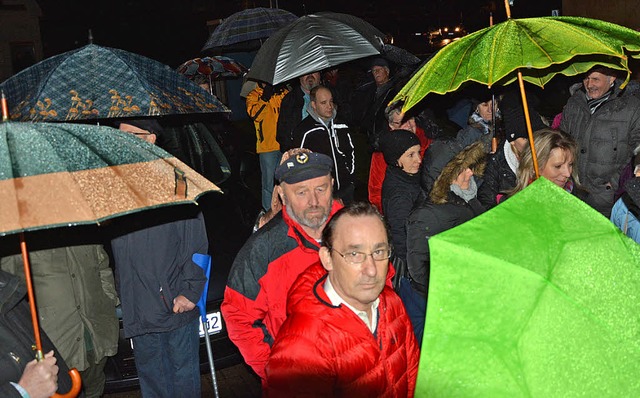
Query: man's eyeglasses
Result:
<box><xmin>329</xmin><ymin>247</ymin><xmax>392</xmax><ymax>264</ymax></box>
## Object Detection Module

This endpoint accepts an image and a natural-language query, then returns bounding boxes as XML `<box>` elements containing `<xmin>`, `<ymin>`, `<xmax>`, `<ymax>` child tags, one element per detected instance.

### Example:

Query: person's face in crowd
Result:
<box><xmin>279</xmin><ymin>174</ymin><xmax>334</xmax><ymax>231</ymax></box>
<box><xmin>452</xmin><ymin>168</ymin><xmax>474</xmax><ymax>190</ymax></box>
<box><xmin>541</xmin><ymin>147</ymin><xmax>573</xmax><ymax>188</ymax></box>
<box><xmin>583</xmin><ymin>71</ymin><xmax>616</xmax><ymax>100</ymax></box>
<box><xmin>299</xmin><ymin>72</ymin><xmax>321</xmax><ymax>93</ymax></box>
<box><xmin>320</xmin><ymin>214</ymin><xmax>389</xmax><ymax>312</ymax></box>
<box><xmin>388</xmin><ymin>110</ymin><xmax>416</xmax><ymax>134</ymax></box>
<box><xmin>397</xmin><ymin>144</ymin><xmax>422</xmax><ymax>175</ymax></box>
<box><xmin>311</xmin><ymin>88</ymin><xmax>334</xmax><ymax>120</ymax></box>
<box><xmin>118</xmin><ymin>122</ymin><xmax>157</xmax><ymax>144</ymax></box>
<box><xmin>371</xmin><ymin>66</ymin><xmax>390</xmax><ymax>86</ymax></box>
<box><xmin>511</xmin><ymin>137</ymin><xmax>529</xmax><ymax>157</ymax></box>
<box><xmin>476</xmin><ymin>100</ymin><xmax>495</xmax><ymax>122</ymax></box>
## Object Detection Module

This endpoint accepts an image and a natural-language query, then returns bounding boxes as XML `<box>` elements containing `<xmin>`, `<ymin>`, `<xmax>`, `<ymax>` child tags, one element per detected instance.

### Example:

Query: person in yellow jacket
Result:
<box><xmin>1</xmin><ymin>243</ymin><xmax>119</xmax><ymax>398</ymax></box>
<box><xmin>246</xmin><ymin>82</ymin><xmax>289</xmax><ymax>211</ymax></box>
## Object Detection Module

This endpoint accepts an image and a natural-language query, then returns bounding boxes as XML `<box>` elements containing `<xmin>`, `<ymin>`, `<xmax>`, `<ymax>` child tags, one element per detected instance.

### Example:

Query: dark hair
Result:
<box><xmin>321</xmin><ymin>202</ymin><xmax>389</xmax><ymax>248</ymax></box>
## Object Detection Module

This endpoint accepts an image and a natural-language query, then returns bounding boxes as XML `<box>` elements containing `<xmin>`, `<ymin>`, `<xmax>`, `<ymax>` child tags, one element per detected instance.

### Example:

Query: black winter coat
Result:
<box><xmin>381</xmin><ymin>166</ymin><xmax>425</xmax><ymax>264</ymax></box>
<box><xmin>292</xmin><ymin>111</ymin><xmax>355</xmax><ymax>193</ymax></box>
<box><xmin>406</xmin><ymin>192</ymin><xmax>485</xmax><ymax>294</ymax></box>
<box><xmin>0</xmin><ymin>270</ymin><xmax>79</xmax><ymax>397</ymax></box>
<box><xmin>276</xmin><ymin>87</ymin><xmax>305</xmax><ymax>152</ymax></box>
<box><xmin>477</xmin><ymin>140</ymin><xmax>516</xmax><ymax>208</ymax></box>
<box><xmin>110</xmin><ymin>210</ymin><xmax>208</xmax><ymax>338</ymax></box>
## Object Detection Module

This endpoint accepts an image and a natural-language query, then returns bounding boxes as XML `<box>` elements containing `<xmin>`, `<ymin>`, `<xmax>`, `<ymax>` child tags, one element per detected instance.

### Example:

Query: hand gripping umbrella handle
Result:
<box><xmin>51</xmin><ymin>368</ymin><xmax>82</xmax><ymax>398</ymax></box>
<box><xmin>20</xmin><ymin>234</ymin><xmax>83</xmax><ymax>397</ymax></box>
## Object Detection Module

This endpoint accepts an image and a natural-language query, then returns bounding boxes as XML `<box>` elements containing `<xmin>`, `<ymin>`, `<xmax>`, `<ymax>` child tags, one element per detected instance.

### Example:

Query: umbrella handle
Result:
<box><xmin>51</xmin><ymin>368</ymin><xmax>82</xmax><ymax>398</ymax></box>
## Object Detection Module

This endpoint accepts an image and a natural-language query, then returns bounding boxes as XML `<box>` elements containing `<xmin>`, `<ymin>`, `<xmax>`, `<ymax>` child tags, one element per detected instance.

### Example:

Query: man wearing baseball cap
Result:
<box><xmin>222</xmin><ymin>150</ymin><xmax>343</xmax><ymax>381</ymax></box>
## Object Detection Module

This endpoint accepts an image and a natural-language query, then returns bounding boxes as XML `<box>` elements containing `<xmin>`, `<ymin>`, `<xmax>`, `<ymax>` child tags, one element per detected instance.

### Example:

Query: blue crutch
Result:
<box><xmin>192</xmin><ymin>253</ymin><xmax>219</xmax><ymax>398</ymax></box>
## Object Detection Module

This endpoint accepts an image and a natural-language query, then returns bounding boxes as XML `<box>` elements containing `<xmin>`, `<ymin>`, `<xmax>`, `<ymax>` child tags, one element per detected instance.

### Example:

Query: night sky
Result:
<box><xmin>36</xmin><ymin>0</ymin><xmax>562</xmax><ymax>67</ymax></box>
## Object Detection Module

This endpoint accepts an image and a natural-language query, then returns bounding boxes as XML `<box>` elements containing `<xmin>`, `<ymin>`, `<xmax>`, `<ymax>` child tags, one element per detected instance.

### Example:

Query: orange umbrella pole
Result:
<box><xmin>504</xmin><ymin>0</ymin><xmax>512</xmax><ymax>19</ymax></box>
<box><xmin>517</xmin><ymin>70</ymin><xmax>540</xmax><ymax>178</ymax></box>
<box><xmin>19</xmin><ymin>233</ymin><xmax>43</xmax><ymax>359</ymax></box>
<box><xmin>20</xmin><ymin>233</ymin><xmax>83</xmax><ymax>398</ymax></box>
<box><xmin>1</xmin><ymin>90</ymin><xmax>9</xmax><ymax>122</ymax></box>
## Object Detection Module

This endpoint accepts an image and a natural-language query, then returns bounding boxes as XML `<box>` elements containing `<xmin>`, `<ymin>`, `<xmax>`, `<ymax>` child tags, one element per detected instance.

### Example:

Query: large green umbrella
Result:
<box><xmin>394</xmin><ymin>16</ymin><xmax>640</xmax><ymax>112</ymax></box>
<box><xmin>393</xmin><ymin>10</ymin><xmax>640</xmax><ymax>177</ymax></box>
<box><xmin>419</xmin><ymin>178</ymin><xmax>640</xmax><ymax>397</ymax></box>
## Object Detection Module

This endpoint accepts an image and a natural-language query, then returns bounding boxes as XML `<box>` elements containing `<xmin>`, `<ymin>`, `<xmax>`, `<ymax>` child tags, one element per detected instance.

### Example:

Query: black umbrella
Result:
<box><xmin>246</xmin><ymin>12</ymin><xmax>385</xmax><ymax>85</ymax></box>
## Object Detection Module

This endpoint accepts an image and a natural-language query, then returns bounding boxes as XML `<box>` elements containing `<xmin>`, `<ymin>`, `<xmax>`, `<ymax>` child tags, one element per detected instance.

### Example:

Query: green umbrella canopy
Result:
<box><xmin>420</xmin><ymin>178</ymin><xmax>640</xmax><ymax>397</ymax></box>
<box><xmin>0</xmin><ymin>122</ymin><xmax>220</xmax><ymax>236</ymax></box>
<box><xmin>394</xmin><ymin>16</ymin><xmax>640</xmax><ymax>112</ymax></box>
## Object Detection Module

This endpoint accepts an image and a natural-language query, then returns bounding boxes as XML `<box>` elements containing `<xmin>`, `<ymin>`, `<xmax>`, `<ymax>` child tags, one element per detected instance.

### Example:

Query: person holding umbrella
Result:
<box><xmin>246</xmin><ymin>82</ymin><xmax>289</xmax><ymax>211</ymax></box>
<box><xmin>456</xmin><ymin>91</ymin><xmax>501</xmax><ymax>153</ymax></box>
<box><xmin>0</xmin><ymin>269</ymin><xmax>76</xmax><ymax>398</ymax></box>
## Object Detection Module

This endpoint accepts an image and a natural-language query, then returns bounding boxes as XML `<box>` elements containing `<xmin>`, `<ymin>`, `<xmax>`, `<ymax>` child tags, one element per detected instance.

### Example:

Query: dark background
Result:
<box><xmin>36</xmin><ymin>0</ymin><xmax>562</xmax><ymax>67</ymax></box>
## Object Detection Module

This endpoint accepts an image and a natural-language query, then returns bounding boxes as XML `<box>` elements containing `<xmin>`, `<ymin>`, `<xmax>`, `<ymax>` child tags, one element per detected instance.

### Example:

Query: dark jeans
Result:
<box><xmin>132</xmin><ymin>317</ymin><xmax>201</xmax><ymax>398</ymax></box>
<box><xmin>398</xmin><ymin>276</ymin><xmax>426</xmax><ymax>346</ymax></box>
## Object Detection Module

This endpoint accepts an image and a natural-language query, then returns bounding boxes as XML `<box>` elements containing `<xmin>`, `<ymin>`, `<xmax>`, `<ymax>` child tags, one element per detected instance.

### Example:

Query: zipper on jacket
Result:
<box><xmin>159</xmin><ymin>286</ymin><xmax>172</xmax><ymax>313</ymax></box>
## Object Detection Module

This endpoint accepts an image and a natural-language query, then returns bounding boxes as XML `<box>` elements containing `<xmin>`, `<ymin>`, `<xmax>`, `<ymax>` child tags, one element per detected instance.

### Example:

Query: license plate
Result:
<box><xmin>198</xmin><ymin>311</ymin><xmax>223</xmax><ymax>337</ymax></box>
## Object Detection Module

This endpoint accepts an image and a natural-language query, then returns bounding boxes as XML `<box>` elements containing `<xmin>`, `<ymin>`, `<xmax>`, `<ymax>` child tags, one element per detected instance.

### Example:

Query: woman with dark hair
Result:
<box><xmin>405</xmin><ymin>140</ymin><xmax>487</xmax><ymax>344</ymax></box>
<box><xmin>456</xmin><ymin>95</ymin><xmax>500</xmax><ymax>153</ymax></box>
<box><xmin>379</xmin><ymin>130</ymin><xmax>425</xmax><ymax>265</ymax></box>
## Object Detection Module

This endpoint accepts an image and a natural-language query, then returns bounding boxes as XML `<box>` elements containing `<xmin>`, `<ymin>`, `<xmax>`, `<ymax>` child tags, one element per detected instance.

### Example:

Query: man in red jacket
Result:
<box><xmin>265</xmin><ymin>202</ymin><xmax>419</xmax><ymax>397</ymax></box>
<box><xmin>222</xmin><ymin>151</ymin><xmax>343</xmax><ymax>380</ymax></box>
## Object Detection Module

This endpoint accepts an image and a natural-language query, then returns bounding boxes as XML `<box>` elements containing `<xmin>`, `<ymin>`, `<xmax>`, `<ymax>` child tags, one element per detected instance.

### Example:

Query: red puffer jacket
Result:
<box><xmin>265</xmin><ymin>263</ymin><xmax>419</xmax><ymax>397</ymax></box>
<box><xmin>222</xmin><ymin>201</ymin><xmax>343</xmax><ymax>380</ymax></box>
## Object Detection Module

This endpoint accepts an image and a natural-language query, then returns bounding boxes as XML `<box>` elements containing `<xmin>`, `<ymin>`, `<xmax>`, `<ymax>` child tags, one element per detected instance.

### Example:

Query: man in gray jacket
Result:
<box><xmin>560</xmin><ymin>66</ymin><xmax>640</xmax><ymax>216</ymax></box>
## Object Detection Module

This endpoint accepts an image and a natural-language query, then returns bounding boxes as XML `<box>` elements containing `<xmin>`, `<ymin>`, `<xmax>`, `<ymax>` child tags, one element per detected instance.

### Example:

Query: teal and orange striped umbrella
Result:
<box><xmin>0</xmin><ymin>121</ymin><xmax>220</xmax><ymax>397</ymax></box>
<box><xmin>0</xmin><ymin>121</ymin><xmax>220</xmax><ymax>236</ymax></box>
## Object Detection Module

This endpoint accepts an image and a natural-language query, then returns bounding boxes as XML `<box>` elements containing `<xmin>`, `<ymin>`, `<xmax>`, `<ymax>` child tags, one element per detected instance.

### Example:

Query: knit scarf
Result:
<box><xmin>469</xmin><ymin>112</ymin><xmax>491</xmax><ymax>135</ymax></box>
<box><xmin>450</xmin><ymin>177</ymin><xmax>478</xmax><ymax>202</ymax></box>
<box><xmin>586</xmin><ymin>88</ymin><xmax>613</xmax><ymax>114</ymax></box>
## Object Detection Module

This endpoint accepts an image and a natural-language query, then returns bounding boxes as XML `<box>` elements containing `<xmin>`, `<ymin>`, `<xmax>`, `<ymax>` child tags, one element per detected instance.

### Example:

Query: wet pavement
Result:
<box><xmin>104</xmin><ymin>363</ymin><xmax>261</xmax><ymax>398</ymax></box>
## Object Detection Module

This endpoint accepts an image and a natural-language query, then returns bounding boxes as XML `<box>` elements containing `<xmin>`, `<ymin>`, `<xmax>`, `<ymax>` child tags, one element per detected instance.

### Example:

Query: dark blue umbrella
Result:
<box><xmin>202</xmin><ymin>7</ymin><xmax>297</xmax><ymax>53</ymax></box>
<box><xmin>0</xmin><ymin>44</ymin><xmax>229</xmax><ymax>122</ymax></box>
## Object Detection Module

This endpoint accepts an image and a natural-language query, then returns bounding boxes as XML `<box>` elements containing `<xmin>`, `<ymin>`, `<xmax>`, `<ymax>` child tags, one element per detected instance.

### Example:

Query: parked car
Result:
<box><xmin>103</xmin><ymin>116</ymin><xmax>261</xmax><ymax>392</ymax></box>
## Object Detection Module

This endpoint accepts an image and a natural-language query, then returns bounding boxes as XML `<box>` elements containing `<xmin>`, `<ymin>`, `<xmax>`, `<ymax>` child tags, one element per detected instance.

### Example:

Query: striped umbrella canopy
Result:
<box><xmin>177</xmin><ymin>56</ymin><xmax>248</xmax><ymax>85</ymax></box>
<box><xmin>0</xmin><ymin>121</ymin><xmax>220</xmax><ymax>236</ymax></box>
<box><xmin>0</xmin><ymin>44</ymin><xmax>230</xmax><ymax>122</ymax></box>
<box><xmin>202</xmin><ymin>7</ymin><xmax>297</xmax><ymax>52</ymax></box>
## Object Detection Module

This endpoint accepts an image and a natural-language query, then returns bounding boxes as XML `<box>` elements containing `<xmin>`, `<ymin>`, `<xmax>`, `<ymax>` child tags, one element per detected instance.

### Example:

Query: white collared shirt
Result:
<box><xmin>324</xmin><ymin>277</ymin><xmax>379</xmax><ymax>334</ymax></box>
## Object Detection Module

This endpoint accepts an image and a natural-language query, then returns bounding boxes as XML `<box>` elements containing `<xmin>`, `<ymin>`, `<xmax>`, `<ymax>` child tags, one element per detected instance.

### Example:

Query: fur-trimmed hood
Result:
<box><xmin>429</xmin><ymin>141</ymin><xmax>487</xmax><ymax>204</ymax></box>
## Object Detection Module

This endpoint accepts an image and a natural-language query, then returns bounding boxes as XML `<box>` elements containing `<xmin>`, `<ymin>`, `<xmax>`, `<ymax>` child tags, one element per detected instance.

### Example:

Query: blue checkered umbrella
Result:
<box><xmin>202</xmin><ymin>7</ymin><xmax>297</xmax><ymax>52</ymax></box>
<box><xmin>0</xmin><ymin>44</ymin><xmax>229</xmax><ymax>122</ymax></box>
